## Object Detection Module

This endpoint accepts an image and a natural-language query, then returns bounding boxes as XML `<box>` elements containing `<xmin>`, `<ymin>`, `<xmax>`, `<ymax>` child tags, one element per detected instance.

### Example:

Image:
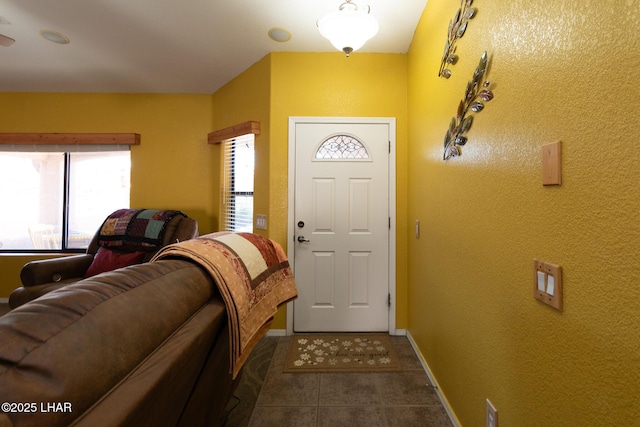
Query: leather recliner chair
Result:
<box><xmin>9</xmin><ymin>209</ymin><xmax>198</xmax><ymax>309</ymax></box>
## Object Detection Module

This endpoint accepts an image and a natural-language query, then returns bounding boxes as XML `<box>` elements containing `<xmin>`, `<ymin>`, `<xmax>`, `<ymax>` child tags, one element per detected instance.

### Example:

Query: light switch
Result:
<box><xmin>255</xmin><ymin>214</ymin><xmax>267</xmax><ymax>230</ymax></box>
<box><xmin>537</xmin><ymin>271</ymin><xmax>546</xmax><ymax>292</ymax></box>
<box><xmin>533</xmin><ymin>259</ymin><xmax>563</xmax><ymax>311</ymax></box>
<box><xmin>546</xmin><ymin>274</ymin><xmax>555</xmax><ymax>296</ymax></box>
<box><xmin>415</xmin><ymin>220</ymin><xmax>420</xmax><ymax>238</ymax></box>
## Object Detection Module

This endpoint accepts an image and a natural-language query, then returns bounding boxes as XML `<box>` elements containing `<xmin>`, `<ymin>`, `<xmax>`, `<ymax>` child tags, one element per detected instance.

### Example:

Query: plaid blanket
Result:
<box><xmin>150</xmin><ymin>232</ymin><xmax>298</xmax><ymax>378</ymax></box>
<box><xmin>98</xmin><ymin>209</ymin><xmax>185</xmax><ymax>250</ymax></box>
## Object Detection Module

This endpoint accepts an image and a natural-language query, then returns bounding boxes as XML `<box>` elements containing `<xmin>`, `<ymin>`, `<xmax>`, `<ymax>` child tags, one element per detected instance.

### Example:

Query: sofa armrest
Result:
<box><xmin>20</xmin><ymin>254</ymin><xmax>95</xmax><ymax>287</ymax></box>
<box><xmin>173</xmin><ymin>217</ymin><xmax>199</xmax><ymax>242</ymax></box>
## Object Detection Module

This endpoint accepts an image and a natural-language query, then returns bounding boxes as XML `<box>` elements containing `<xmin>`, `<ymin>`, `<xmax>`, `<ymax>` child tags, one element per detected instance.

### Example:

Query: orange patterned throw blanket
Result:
<box><xmin>150</xmin><ymin>232</ymin><xmax>298</xmax><ymax>378</ymax></box>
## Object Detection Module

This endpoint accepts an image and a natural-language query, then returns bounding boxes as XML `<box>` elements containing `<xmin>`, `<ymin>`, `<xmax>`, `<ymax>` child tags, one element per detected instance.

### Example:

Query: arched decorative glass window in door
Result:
<box><xmin>315</xmin><ymin>134</ymin><xmax>370</xmax><ymax>160</ymax></box>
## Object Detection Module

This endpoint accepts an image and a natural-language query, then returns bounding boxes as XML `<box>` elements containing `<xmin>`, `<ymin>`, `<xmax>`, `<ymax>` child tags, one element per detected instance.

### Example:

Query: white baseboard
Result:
<box><xmin>406</xmin><ymin>331</ymin><xmax>461</xmax><ymax>427</ymax></box>
<box><xmin>269</xmin><ymin>329</ymin><xmax>406</xmax><ymax>337</ymax></box>
<box><xmin>0</xmin><ymin>298</ymin><xmax>8</xmax><ymax>304</ymax></box>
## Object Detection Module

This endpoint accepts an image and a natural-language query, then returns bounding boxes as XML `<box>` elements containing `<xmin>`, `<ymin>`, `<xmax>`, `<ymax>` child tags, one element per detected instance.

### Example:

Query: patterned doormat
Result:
<box><xmin>283</xmin><ymin>334</ymin><xmax>402</xmax><ymax>373</ymax></box>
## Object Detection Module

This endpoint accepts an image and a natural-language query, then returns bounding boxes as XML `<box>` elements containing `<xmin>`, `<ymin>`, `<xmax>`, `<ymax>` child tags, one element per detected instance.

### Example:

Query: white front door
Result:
<box><xmin>290</xmin><ymin>119</ymin><xmax>392</xmax><ymax>332</ymax></box>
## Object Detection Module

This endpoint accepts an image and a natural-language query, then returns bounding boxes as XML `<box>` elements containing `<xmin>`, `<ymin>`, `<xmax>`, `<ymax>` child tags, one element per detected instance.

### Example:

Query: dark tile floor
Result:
<box><xmin>248</xmin><ymin>336</ymin><xmax>453</xmax><ymax>427</ymax></box>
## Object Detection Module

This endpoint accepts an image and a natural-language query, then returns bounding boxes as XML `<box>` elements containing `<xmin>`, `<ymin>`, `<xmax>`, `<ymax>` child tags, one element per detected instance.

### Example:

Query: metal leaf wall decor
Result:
<box><xmin>443</xmin><ymin>51</ymin><xmax>494</xmax><ymax>161</ymax></box>
<box><xmin>438</xmin><ymin>0</ymin><xmax>478</xmax><ymax>79</ymax></box>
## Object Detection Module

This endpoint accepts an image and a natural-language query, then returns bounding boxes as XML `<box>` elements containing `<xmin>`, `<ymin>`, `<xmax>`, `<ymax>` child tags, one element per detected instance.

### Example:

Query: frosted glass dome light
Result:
<box><xmin>317</xmin><ymin>1</ymin><xmax>379</xmax><ymax>57</ymax></box>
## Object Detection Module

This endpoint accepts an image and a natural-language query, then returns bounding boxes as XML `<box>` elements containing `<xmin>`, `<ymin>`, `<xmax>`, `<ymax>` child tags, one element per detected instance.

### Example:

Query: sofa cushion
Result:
<box><xmin>72</xmin><ymin>299</ymin><xmax>228</xmax><ymax>427</ymax></box>
<box><xmin>84</xmin><ymin>247</ymin><xmax>146</xmax><ymax>278</ymax></box>
<box><xmin>0</xmin><ymin>260</ymin><xmax>217</xmax><ymax>427</ymax></box>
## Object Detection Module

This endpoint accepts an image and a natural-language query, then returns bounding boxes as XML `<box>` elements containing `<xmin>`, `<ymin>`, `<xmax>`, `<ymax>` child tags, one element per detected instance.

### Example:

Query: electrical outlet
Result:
<box><xmin>486</xmin><ymin>399</ymin><xmax>498</xmax><ymax>427</ymax></box>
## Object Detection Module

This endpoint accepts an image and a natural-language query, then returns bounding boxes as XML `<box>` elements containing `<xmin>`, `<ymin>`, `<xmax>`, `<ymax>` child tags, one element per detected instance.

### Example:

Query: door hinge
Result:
<box><xmin>389</xmin><ymin>217</ymin><xmax>391</xmax><ymax>230</ymax></box>
<box><xmin>388</xmin><ymin>293</ymin><xmax>391</xmax><ymax>307</ymax></box>
<box><xmin>388</xmin><ymin>140</ymin><xmax>391</xmax><ymax>153</ymax></box>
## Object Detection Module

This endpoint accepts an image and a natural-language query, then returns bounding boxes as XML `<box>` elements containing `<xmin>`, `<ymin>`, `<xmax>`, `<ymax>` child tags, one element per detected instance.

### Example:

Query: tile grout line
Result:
<box><xmin>315</xmin><ymin>373</ymin><xmax>322</xmax><ymax>427</ymax></box>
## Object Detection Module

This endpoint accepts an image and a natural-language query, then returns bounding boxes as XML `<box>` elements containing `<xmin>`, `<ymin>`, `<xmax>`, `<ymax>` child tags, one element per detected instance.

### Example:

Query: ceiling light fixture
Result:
<box><xmin>317</xmin><ymin>0</ymin><xmax>378</xmax><ymax>57</ymax></box>
<box><xmin>40</xmin><ymin>30</ymin><xmax>70</xmax><ymax>44</ymax></box>
<box><xmin>268</xmin><ymin>27</ymin><xmax>292</xmax><ymax>43</ymax></box>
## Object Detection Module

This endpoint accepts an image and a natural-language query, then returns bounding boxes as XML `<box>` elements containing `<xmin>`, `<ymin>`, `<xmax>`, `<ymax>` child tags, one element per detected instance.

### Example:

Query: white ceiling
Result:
<box><xmin>0</xmin><ymin>0</ymin><xmax>427</xmax><ymax>94</ymax></box>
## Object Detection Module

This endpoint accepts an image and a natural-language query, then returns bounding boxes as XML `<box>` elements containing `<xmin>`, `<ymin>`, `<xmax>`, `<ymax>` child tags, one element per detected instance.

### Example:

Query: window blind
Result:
<box><xmin>222</xmin><ymin>134</ymin><xmax>255</xmax><ymax>232</ymax></box>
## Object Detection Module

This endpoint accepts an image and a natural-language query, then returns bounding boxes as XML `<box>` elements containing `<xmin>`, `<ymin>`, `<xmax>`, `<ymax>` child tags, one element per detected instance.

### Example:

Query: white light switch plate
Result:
<box><xmin>255</xmin><ymin>214</ymin><xmax>267</xmax><ymax>230</ymax></box>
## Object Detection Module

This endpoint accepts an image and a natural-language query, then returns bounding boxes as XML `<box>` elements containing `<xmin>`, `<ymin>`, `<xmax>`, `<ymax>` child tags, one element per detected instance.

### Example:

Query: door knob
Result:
<box><xmin>297</xmin><ymin>235</ymin><xmax>310</xmax><ymax>243</ymax></box>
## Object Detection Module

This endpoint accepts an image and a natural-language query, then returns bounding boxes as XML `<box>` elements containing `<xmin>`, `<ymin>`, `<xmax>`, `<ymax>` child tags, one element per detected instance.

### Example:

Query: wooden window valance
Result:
<box><xmin>0</xmin><ymin>133</ymin><xmax>140</xmax><ymax>145</ymax></box>
<box><xmin>208</xmin><ymin>121</ymin><xmax>260</xmax><ymax>145</ymax></box>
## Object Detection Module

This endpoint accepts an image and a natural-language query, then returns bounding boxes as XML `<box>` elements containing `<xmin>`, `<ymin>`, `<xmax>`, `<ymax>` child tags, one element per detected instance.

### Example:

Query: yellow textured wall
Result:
<box><xmin>211</xmin><ymin>55</ymin><xmax>271</xmax><ymax>236</ymax></box>
<box><xmin>0</xmin><ymin>93</ymin><xmax>214</xmax><ymax>297</ymax></box>
<box><xmin>407</xmin><ymin>0</ymin><xmax>640</xmax><ymax>426</ymax></box>
<box><xmin>270</xmin><ymin>52</ymin><xmax>409</xmax><ymax>329</ymax></box>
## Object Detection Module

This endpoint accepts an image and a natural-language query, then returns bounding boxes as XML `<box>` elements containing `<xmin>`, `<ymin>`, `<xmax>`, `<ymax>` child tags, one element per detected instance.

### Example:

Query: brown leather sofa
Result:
<box><xmin>0</xmin><ymin>258</ymin><xmax>240</xmax><ymax>427</ymax></box>
<box><xmin>9</xmin><ymin>211</ymin><xmax>198</xmax><ymax>309</ymax></box>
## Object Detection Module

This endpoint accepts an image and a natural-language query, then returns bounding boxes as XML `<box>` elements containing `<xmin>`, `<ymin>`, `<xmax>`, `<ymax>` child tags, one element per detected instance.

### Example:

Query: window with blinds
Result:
<box><xmin>221</xmin><ymin>134</ymin><xmax>255</xmax><ymax>232</ymax></box>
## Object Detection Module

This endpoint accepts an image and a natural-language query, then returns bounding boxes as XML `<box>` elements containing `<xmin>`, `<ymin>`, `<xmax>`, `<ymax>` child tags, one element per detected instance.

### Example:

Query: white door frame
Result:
<box><xmin>286</xmin><ymin>116</ymin><xmax>397</xmax><ymax>335</ymax></box>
